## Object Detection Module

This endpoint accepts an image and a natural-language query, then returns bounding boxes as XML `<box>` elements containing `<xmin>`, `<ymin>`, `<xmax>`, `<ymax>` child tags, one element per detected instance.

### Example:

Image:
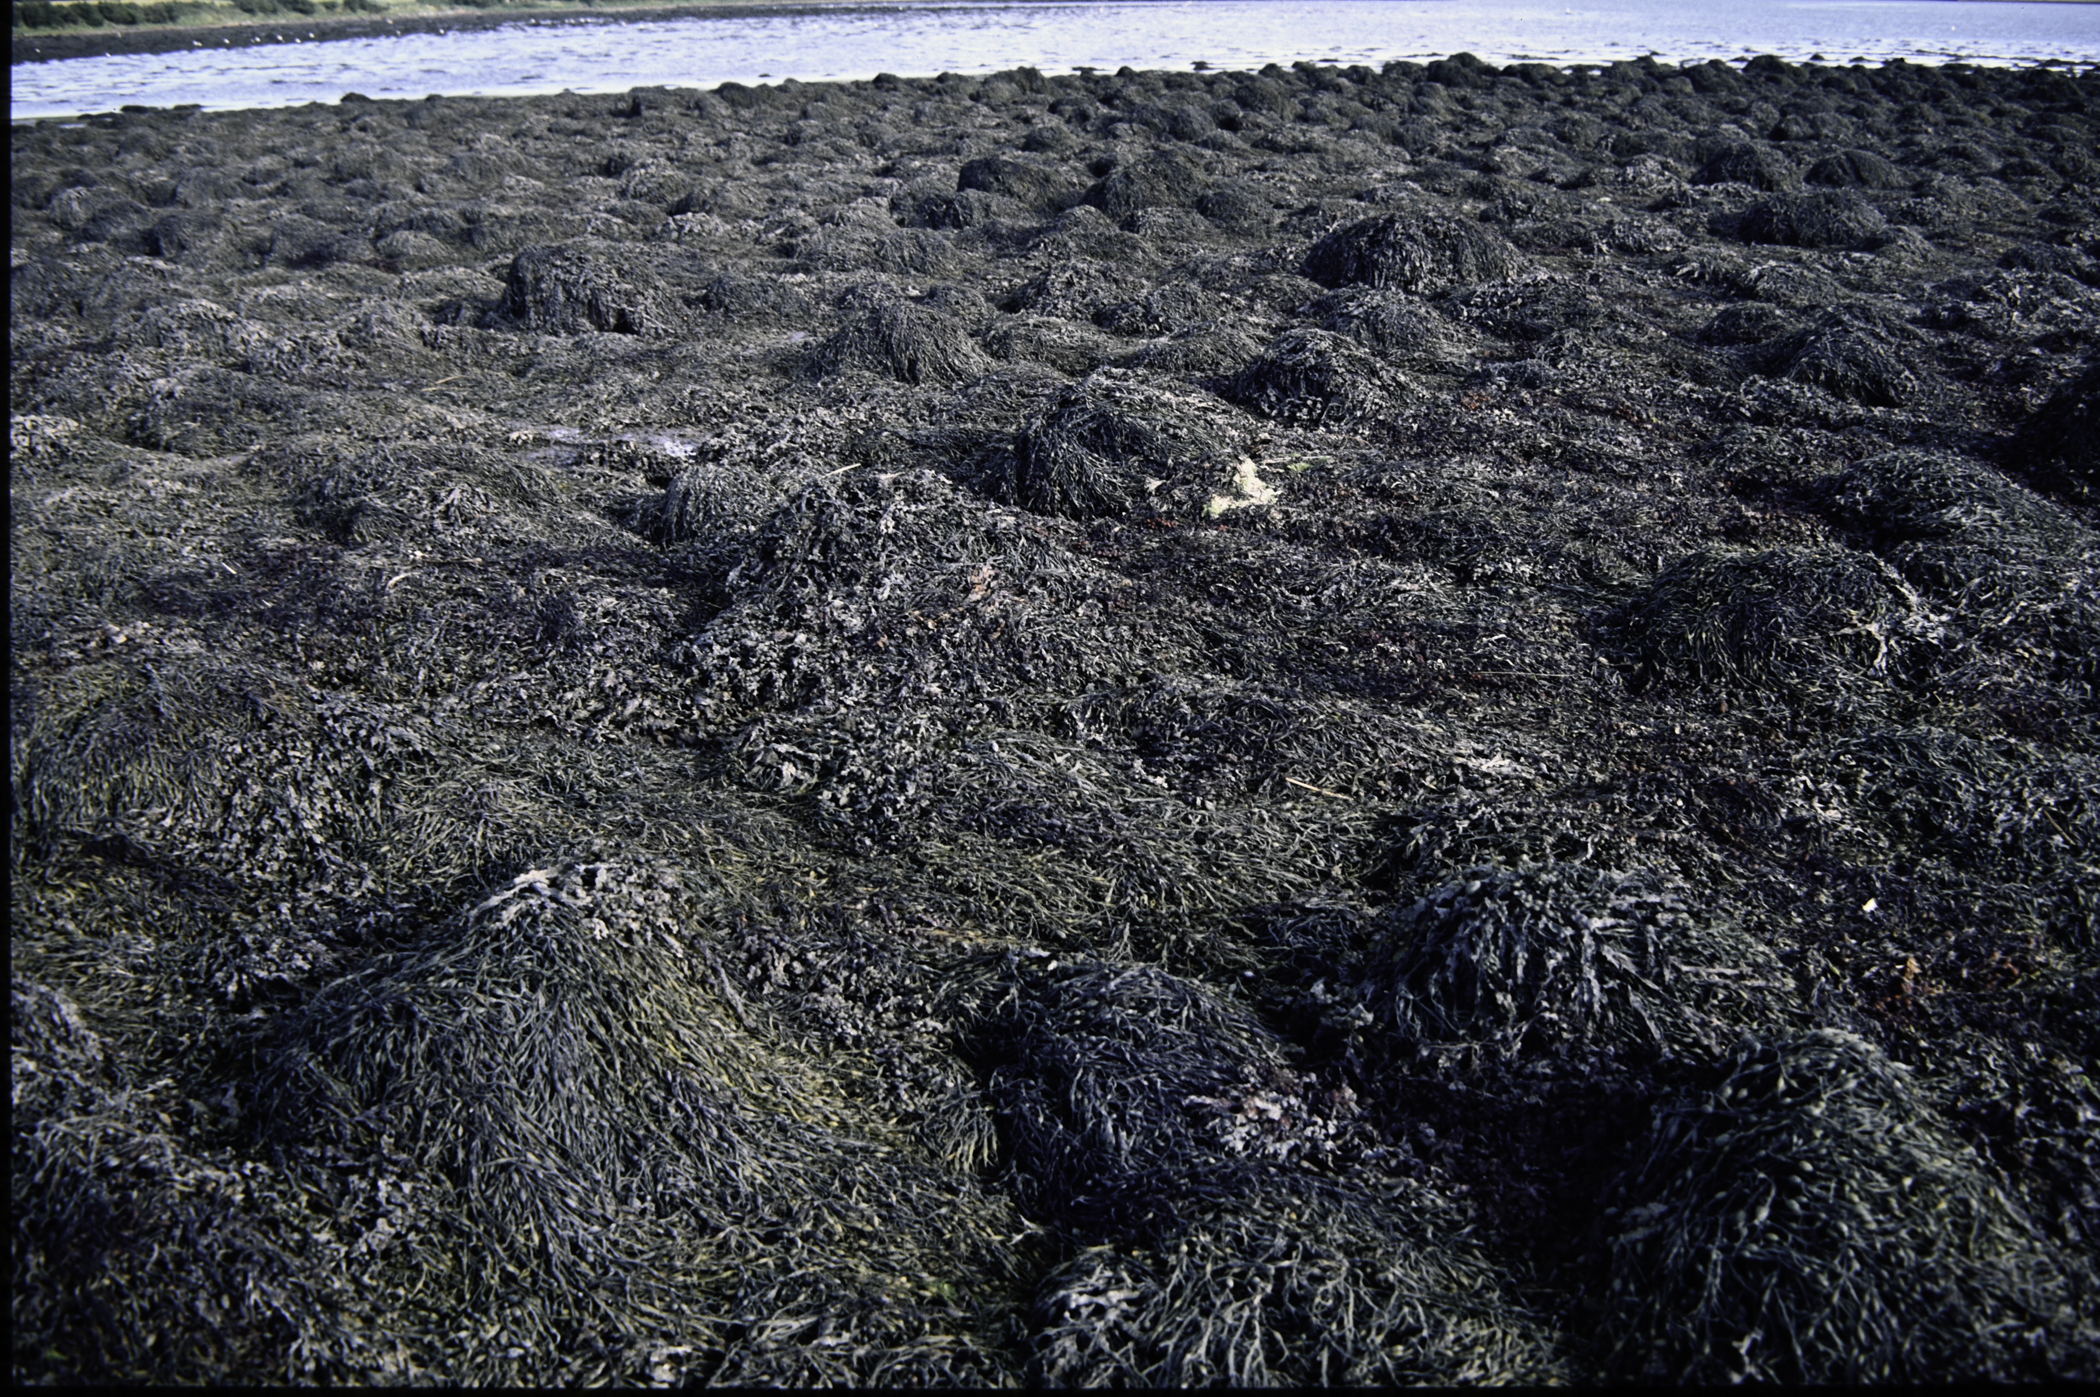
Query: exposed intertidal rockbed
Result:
<box><xmin>11</xmin><ymin>52</ymin><xmax>2099</xmax><ymax>1385</ymax></box>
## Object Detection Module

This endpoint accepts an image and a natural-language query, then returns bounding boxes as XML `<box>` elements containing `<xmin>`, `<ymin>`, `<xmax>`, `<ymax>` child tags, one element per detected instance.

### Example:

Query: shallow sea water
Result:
<box><xmin>11</xmin><ymin>0</ymin><xmax>2100</xmax><ymax>120</ymax></box>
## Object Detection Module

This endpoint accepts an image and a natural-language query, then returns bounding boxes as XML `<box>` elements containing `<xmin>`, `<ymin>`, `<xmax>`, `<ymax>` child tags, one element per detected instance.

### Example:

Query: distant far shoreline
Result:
<box><xmin>18</xmin><ymin>0</ymin><xmax>2100</xmax><ymax>67</ymax></box>
<box><xmin>12</xmin><ymin>0</ymin><xmax>887</xmax><ymax>64</ymax></box>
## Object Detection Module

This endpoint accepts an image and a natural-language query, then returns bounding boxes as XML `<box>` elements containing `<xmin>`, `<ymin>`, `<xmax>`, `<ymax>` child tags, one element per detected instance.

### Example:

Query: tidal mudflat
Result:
<box><xmin>11</xmin><ymin>51</ymin><xmax>2099</xmax><ymax>1384</ymax></box>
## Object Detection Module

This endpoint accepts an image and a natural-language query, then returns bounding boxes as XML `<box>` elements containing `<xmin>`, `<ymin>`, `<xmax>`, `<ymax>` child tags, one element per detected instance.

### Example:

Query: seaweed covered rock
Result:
<box><xmin>1601</xmin><ymin>1030</ymin><xmax>2089</xmax><ymax>1383</ymax></box>
<box><xmin>1700</xmin><ymin>301</ymin><xmax>1801</xmax><ymax>346</ymax></box>
<box><xmin>983</xmin><ymin>312</ymin><xmax>1124</xmax><ymax>375</ymax></box>
<box><xmin>249</xmin><ymin>434</ymin><xmax>560</xmax><ymax>549</ymax></box>
<box><xmin>806</xmin><ymin>285</ymin><xmax>991</xmax><ymax>385</ymax></box>
<box><xmin>1806</xmin><ymin>147</ymin><xmax>1910</xmax><ymax>190</ymax></box>
<box><xmin>1766</xmin><ymin>312</ymin><xmax>1922</xmax><ymax>405</ymax></box>
<box><xmin>148</xmin><ymin>209</ymin><xmax>230</xmax><ymax>263</ymax></box>
<box><xmin>973</xmin><ymin>961</ymin><xmax>1292</xmax><ymax>1237</ymax></box>
<box><xmin>1352</xmin><ymin>863</ymin><xmax>1797</xmax><ymax>1069</ymax></box>
<box><xmin>1693</xmin><ymin>139</ymin><xmax>1801</xmax><ymax>191</ymax></box>
<box><xmin>693</xmin><ymin>267</ymin><xmax>810</xmax><ymax>322</ymax></box>
<box><xmin>268</xmin><ymin>438</ymin><xmax>416</xmax><ymax>545</ymax></box>
<box><xmin>1302</xmin><ymin>212</ymin><xmax>1527</xmax><ymax>293</ymax></box>
<box><xmin>829</xmin><ymin>225</ymin><xmax>958</xmax><ymax>277</ymax></box>
<box><xmin>1091</xmin><ymin>282</ymin><xmax>1229</xmax><ymax>337</ymax></box>
<box><xmin>122</xmin><ymin>296</ymin><xmax>269</xmax><ymax>364</ymax></box>
<box><xmin>43</xmin><ymin>184</ymin><xmax>141</xmax><ymax>236</ymax></box>
<box><xmin>1825</xmin><ymin>449</ymin><xmax>2054</xmax><ymax>543</ymax></box>
<box><xmin>1021</xmin><ymin>117</ymin><xmax>1080</xmax><ymax>154</ymax></box>
<box><xmin>2011</xmin><ymin>357</ymin><xmax>2099</xmax><ymax>506</ymax></box>
<box><xmin>1574</xmin><ymin>212</ymin><xmax>1690</xmax><ymax>256</ymax></box>
<box><xmin>680</xmin><ymin>465</ymin><xmax>1208</xmax><ymax>724</ymax></box>
<box><xmin>1121</xmin><ymin>319</ymin><xmax>1267</xmax><ymax>378</ymax></box>
<box><xmin>957</xmin><ymin>153</ymin><xmax>1079</xmax><ymax>213</ymax></box>
<box><xmin>266</xmin><ymin>214</ymin><xmax>350</xmax><ymax>270</ymax></box>
<box><xmin>499</xmin><ymin>242</ymin><xmax>675</xmax><ymax>335</ymax></box>
<box><xmin>1621</xmin><ymin>544</ymin><xmax>1923</xmax><ymax>694</ymax></box>
<box><xmin>14</xmin><ymin>980</ymin><xmax>345</xmax><ymax>1384</ymax></box>
<box><xmin>1033</xmin><ymin>202</ymin><xmax>1151</xmax><ymax>262</ymax></box>
<box><xmin>1227</xmin><ymin>326</ymin><xmax>1411</xmax><ymax>428</ymax></box>
<box><xmin>265</xmin><ymin>861</ymin><xmax>813</xmax><ymax>1254</ymax></box>
<box><xmin>1027</xmin><ymin>1185</ymin><xmax>1569</xmax><ymax>1386</ymax></box>
<box><xmin>13</xmin><ymin>979</ymin><xmax>117</xmax><ymax>1126</ymax></box>
<box><xmin>248</xmin><ymin>857</ymin><xmax>1030</xmax><ymax>1385</ymax></box>
<box><xmin>10</xmin><ymin>651</ymin><xmax>424</xmax><ymax>891</ymax></box>
<box><xmin>1006</xmin><ymin>257</ymin><xmax>1155</xmax><ymax>322</ymax></box>
<box><xmin>894</xmin><ymin>185</ymin><xmax>1011</xmax><ymax>231</ymax></box>
<box><xmin>1823</xmin><ymin>448</ymin><xmax>2094</xmax><ymax>608</ymax></box>
<box><xmin>1194</xmin><ymin>180</ymin><xmax>1273</xmax><ymax>234</ymax></box>
<box><xmin>1006</xmin><ymin>369</ymin><xmax>1232</xmax><ymax>518</ymax></box>
<box><xmin>1737</xmin><ymin>190</ymin><xmax>1890</xmax><ymax>249</ymax></box>
<box><xmin>1084</xmin><ymin>148</ymin><xmax>1209</xmax><ymax>223</ymax></box>
<box><xmin>1306</xmin><ymin>286</ymin><xmax>1476</xmax><ymax>363</ymax></box>
<box><xmin>659</xmin><ymin>456</ymin><xmax>780</xmax><ymax>543</ymax></box>
<box><xmin>1821</xmin><ymin>727</ymin><xmax>2099</xmax><ymax>877</ymax></box>
<box><xmin>1374</xmin><ymin>793</ymin><xmax>1667</xmax><ymax>892</ymax></box>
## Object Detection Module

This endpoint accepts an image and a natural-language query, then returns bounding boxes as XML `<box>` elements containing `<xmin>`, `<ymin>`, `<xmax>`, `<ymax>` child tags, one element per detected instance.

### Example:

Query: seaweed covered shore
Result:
<box><xmin>12</xmin><ymin>50</ymin><xmax>2100</xmax><ymax>1385</ymax></box>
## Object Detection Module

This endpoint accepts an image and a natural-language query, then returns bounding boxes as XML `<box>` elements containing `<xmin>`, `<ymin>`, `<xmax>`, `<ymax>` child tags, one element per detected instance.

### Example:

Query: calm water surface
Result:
<box><xmin>12</xmin><ymin>0</ymin><xmax>2100</xmax><ymax>119</ymax></box>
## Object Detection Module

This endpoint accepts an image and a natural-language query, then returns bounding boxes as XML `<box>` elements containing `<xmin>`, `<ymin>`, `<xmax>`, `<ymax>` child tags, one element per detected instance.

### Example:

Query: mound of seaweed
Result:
<box><xmin>1826</xmin><ymin>449</ymin><xmax>2075</xmax><ymax>552</ymax></box>
<box><xmin>1806</xmin><ymin>147</ymin><xmax>1909</xmax><ymax>189</ymax></box>
<box><xmin>659</xmin><ymin>455</ymin><xmax>781</xmax><ymax>544</ymax></box>
<box><xmin>1737</xmin><ymin>190</ymin><xmax>1890</xmax><ymax>249</ymax></box>
<box><xmin>984</xmin><ymin>312</ymin><xmax>1124</xmax><ymax>374</ymax></box>
<box><xmin>13</xmin><ymin>980</ymin><xmax>345</xmax><ymax>1384</ymax></box>
<box><xmin>263</xmin><ymin>860</ymin><xmax>811</xmax><ymax>1254</ymax></box>
<box><xmin>1085</xmin><ymin>149</ymin><xmax>1210</xmax><ymax>224</ymax></box>
<box><xmin>1823</xmin><ymin>448</ymin><xmax>2094</xmax><ymax>604</ymax></box>
<box><xmin>1820</xmin><ymin>450</ymin><xmax>2098</xmax><ymax>702</ymax></box>
<box><xmin>959</xmin><ymin>152</ymin><xmax>1081</xmax><ymax>213</ymax></box>
<box><xmin>972</xmin><ymin>960</ymin><xmax>1292</xmax><ymax>1236</ymax></box>
<box><xmin>1352</xmin><ymin>862</ymin><xmax>1798</xmax><ymax>1069</ymax></box>
<box><xmin>1006</xmin><ymin>258</ymin><xmax>1156</xmax><ymax>323</ymax></box>
<box><xmin>1027</xmin><ymin>1185</ymin><xmax>1568</xmax><ymax>1386</ymax></box>
<box><xmin>1307</xmin><ymin>285</ymin><xmax>1478</xmax><ymax>363</ymax></box>
<box><xmin>1091</xmin><ymin>282</ymin><xmax>1231</xmax><ymax>337</ymax></box>
<box><xmin>1693</xmin><ymin>139</ymin><xmax>1801</xmax><ymax>190</ymax></box>
<box><xmin>980</xmin><ymin>959</ymin><xmax>1569</xmax><ymax>1385</ymax></box>
<box><xmin>806</xmin><ymin>284</ymin><xmax>992</xmax><ymax>384</ymax></box>
<box><xmin>1619</xmin><ymin>544</ymin><xmax>1924</xmax><ymax>695</ymax></box>
<box><xmin>1228</xmin><ymin>326</ymin><xmax>1413</xmax><ymax>429</ymax></box>
<box><xmin>1122</xmin><ymin>318</ymin><xmax>1267</xmax><ymax>378</ymax></box>
<box><xmin>1819</xmin><ymin>727</ymin><xmax>2098</xmax><ymax>878</ymax></box>
<box><xmin>1302</xmin><ymin>212</ymin><xmax>1528</xmax><ymax>293</ymax></box>
<box><xmin>499</xmin><ymin>242</ymin><xmax>676</xmax><ymax>336</ymax></box>
<box><xmin>1004</xmin><ymin>369</ymin><xmax>1234</xmax><ymax>518</ymax></box>
<box><xmin>1600</xmin><ymin>1030</ymin><xmax>2092</xmax><ymax>1383</ymax></box>
<box><xmin>1765</xmin><ymin>311</ymin><xmax>1923</xmax><ymax>406</ymax></box>
<box><xmin>2012</xmin><ymin>357</ymin><xmax>2099</xmax><ymax>505</ymax></box>
<box><xmin>257</xmin><ymin>860</ymin><xmax>1027</xmax><ymax>1385</ymax></box>
<box><xmin>11</xmin><ymin>651</ymin><xmax>421</xmax><ymax>894</ymax></box>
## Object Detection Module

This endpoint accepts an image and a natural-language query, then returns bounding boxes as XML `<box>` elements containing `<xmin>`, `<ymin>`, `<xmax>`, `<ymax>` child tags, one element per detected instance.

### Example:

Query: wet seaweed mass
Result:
<box><xmin>11</xmin><ymin>50</ymin><xmax>2100</xmax><ymax>1385</ymax></box>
